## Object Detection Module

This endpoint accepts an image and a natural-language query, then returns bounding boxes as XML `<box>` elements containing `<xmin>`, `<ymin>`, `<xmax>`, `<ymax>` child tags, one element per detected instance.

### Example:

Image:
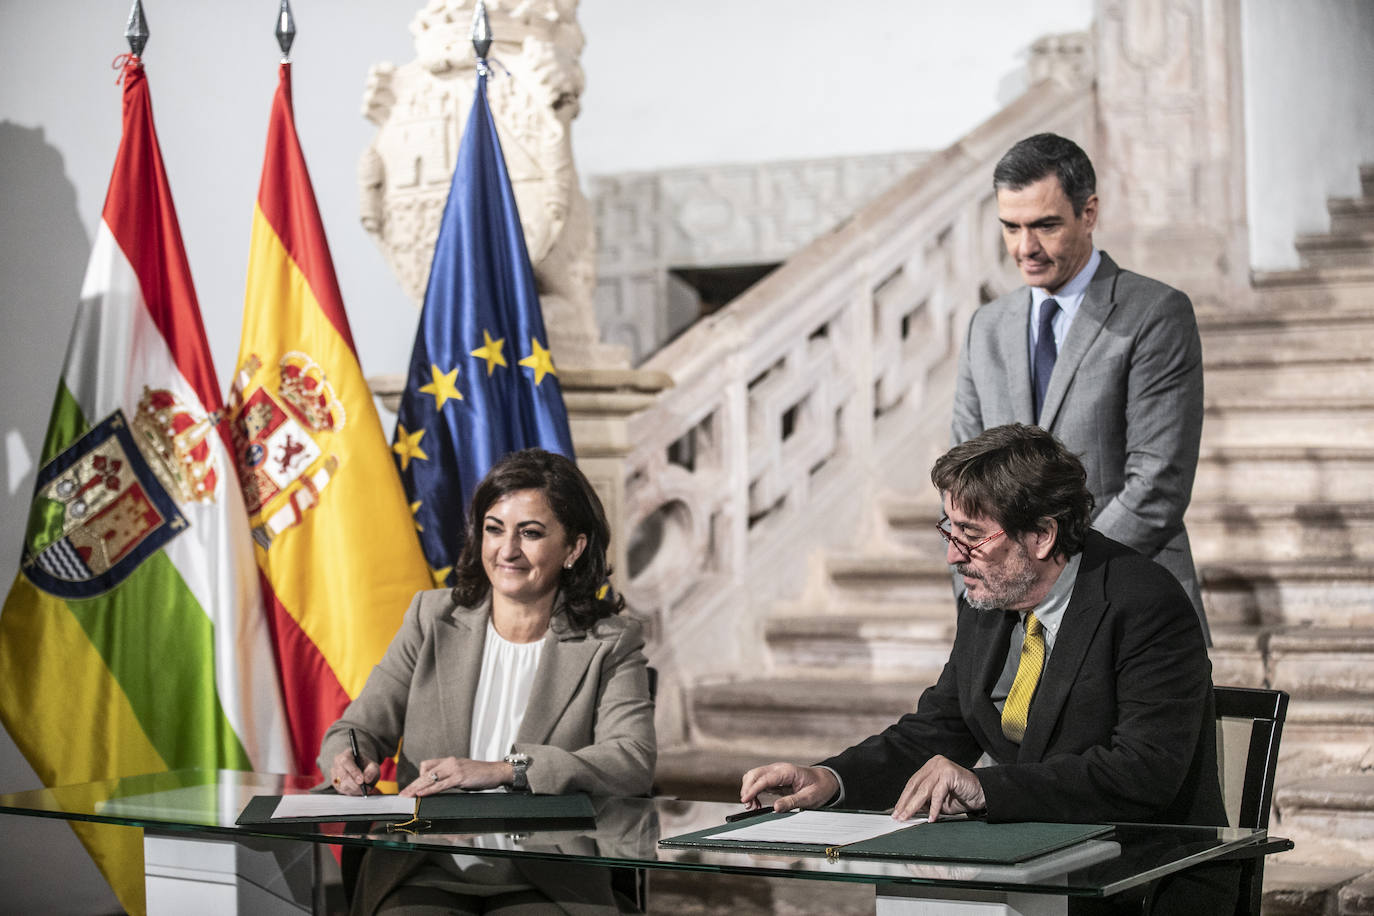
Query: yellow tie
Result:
<box><xmin>1002</xmin><ymin>612</ymin><xmax>1044</xmax><ymax>743</ymax></box>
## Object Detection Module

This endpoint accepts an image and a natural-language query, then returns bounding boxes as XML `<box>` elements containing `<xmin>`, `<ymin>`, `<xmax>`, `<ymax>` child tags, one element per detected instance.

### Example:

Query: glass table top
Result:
<box><xmin>0</xmin><ymin>769</ymin><xmax>1282</xmax><ymax>898</ymax></box>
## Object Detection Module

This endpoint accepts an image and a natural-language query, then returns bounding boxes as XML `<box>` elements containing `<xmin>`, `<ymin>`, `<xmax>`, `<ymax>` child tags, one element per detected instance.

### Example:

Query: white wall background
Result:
<box><xmin>8</xmin><ymin>0</ymin><xmax>1367</xmax><ymax>909</ymax></box>
<box><xmin>1241</xmin><ymin>0</ymin><xmax>1374</xmax><ymax>270</ymax></box>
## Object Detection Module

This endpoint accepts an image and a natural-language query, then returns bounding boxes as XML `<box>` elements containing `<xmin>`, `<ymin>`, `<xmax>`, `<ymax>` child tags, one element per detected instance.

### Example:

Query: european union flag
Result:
<box><xmin>392</xmin><ymin>70</ymin><xmax>575</xmax><ymax>586</ymax></box>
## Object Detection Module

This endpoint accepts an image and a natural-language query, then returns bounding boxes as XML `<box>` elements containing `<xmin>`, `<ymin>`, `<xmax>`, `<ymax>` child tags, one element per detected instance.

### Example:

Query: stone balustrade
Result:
<box><xmin>621</xmin><ymin>79</ymin><xmax>1097</xmax><ymax>744</ymax></box>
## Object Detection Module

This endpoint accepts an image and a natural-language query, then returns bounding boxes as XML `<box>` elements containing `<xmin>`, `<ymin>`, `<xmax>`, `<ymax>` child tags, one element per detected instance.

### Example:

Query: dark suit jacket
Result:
<box><xmin>822</xmin><ymin>531</ymin><xmax>1225</xmax><ymax>827</ymax></box>
<box><xmin>951</xmin><ymin>252</ymin><xmax>1207</xmax><ymax>638</ymax></box>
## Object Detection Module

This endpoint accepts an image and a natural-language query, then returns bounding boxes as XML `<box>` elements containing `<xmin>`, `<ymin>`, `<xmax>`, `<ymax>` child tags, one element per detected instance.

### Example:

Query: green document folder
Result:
<box><xmin>237</xmin><ymin>791</ymin><xmax>596</xmax><ymax>833</ymax></box>
<box><xmin>659</xmin><ymin>811</ymin><xmax>1113</xmax><ymax>864</ymax></box>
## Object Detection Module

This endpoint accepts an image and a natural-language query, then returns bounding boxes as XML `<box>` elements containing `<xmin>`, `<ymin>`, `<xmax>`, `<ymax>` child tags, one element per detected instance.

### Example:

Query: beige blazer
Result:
<box><xmin>318</xmin><ymin>589</ymin><xmax>657</xmax><ymax>914</ymax></box>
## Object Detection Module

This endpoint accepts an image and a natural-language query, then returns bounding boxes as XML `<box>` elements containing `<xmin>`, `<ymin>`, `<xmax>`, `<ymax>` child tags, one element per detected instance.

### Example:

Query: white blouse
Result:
<box><xmin>467</xmin><ymin>619</ymin><xmax>544</xmax><ymax>763</ymax></box>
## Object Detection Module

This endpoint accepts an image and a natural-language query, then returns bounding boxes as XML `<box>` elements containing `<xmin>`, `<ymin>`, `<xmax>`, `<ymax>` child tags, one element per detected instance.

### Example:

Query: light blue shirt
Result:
<box><xmin>1027</xmin><ymin>248</ymin><xmax>1101</xmax><ymax>365</ymax></box>
<box><xmin>992</xmin><ymin>551</ymin><xmax>1082</xmax><ymax>712</ymax></box>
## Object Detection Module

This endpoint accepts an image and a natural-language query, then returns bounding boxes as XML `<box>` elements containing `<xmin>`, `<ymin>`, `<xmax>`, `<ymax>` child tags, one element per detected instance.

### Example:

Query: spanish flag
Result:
<box><xmin>228</xmin><ymin>62</ymin><xmax>431</xmax><ymax>777</ymax></box>
<box><xmin>0</xmin><ymin>56</ymin><xmax>292</xmax><ymax>913</ymax></box>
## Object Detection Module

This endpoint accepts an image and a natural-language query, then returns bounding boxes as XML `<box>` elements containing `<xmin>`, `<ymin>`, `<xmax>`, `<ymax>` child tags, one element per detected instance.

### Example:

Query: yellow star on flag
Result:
<box><xmin>470</xmin><ymin>330</ymin><xmax>508</xmax><ymax>376</ymax></box>
<box><xmin>419</xmin><ymin>363</ymin><xmax>463</xmax><ymax>410</ymax></box>
<box><xmin>410</xmin><ymin>500</ymin><xmax>424</xmax><ymax>533</ymax></box>
<box><xmin>392</xmin><ymin>424</ymin><xmax>429</xmax><ymax>471</ymax></box>
<box><xmin>518</xmin><ymin>337</ymin><xmax>558</xmax><ymax>386</ymax></box>
<box><xmin>429</xmin><ymin>565</ymin><xmax>453</xmax><ymax>589</ymax></box>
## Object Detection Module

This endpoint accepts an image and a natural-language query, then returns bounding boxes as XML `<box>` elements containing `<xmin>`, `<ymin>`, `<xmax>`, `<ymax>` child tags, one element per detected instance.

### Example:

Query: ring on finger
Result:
<box><xmin>430</xmin><ymin>772</ymin><xmax>439</xmax><ymax>782</ymax></box>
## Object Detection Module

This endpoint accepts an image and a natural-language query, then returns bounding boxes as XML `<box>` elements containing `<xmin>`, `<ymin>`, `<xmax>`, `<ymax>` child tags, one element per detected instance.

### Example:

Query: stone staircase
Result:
<box><xmin>656</xmin><ymin>165</ymin><xmax>1374</xmax><ymax>913</ymax></box>
<box><xmin>1210</xmin><ymin>164</ymin><xmax>1374</xmax><ymax>914</ymax></box>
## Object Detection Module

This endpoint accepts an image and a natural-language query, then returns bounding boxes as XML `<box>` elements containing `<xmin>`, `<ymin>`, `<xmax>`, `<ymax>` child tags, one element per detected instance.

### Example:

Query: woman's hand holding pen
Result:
<box><xmin>329</xmin><ymin>748</ymin><xmax>380</xmax><ymax>796</ymax></box>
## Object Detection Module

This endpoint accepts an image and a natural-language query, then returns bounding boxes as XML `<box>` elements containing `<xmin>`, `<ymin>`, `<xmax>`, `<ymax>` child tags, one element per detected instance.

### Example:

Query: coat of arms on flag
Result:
<box><xmin>226</xmin><ymin>56</ymin><xmax>432</xmax><ymax>777</ymax></box>
<box><xmin>21</xmin><ymin>386</ymin><xmax>224</xmax><ymax>599</ymax></box>
<box><xmin>229</xmin><ymin>352</ymin><xmax>345</xmax><ymax>550</ymax></box>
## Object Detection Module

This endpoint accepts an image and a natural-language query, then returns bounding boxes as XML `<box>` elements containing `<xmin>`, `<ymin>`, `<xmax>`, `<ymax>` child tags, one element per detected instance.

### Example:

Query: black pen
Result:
<box><xmin>726</xmin><ymin>806</ymin><xmax>783</xmax><ymax>823</ymax></box>
<box><xmin>348</xmin><ymin>728</ymin><xmax>372</xmax><ymax>797</ymax></box>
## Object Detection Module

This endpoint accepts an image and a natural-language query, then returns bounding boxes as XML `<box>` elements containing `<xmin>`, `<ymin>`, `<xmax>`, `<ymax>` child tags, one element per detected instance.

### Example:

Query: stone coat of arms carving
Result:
<box><xmin>360</xmin><ymin>0</ymin><xmax>624</xmax><ymax>369</ymax></box>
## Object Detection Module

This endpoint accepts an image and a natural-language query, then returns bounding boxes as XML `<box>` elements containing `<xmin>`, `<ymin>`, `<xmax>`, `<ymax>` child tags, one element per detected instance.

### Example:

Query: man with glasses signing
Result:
<box><xmin>741</xmin><ymin>424</ymin><xmax>1232</xmax><ymax>914</ymax></box>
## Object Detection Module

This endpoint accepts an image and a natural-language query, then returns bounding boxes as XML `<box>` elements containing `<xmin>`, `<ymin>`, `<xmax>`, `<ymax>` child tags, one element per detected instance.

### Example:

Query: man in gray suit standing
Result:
<box><xmin>952</xmin><ymin>133</ymin><xmax>1209</xmax><ymax>641</ymax></box>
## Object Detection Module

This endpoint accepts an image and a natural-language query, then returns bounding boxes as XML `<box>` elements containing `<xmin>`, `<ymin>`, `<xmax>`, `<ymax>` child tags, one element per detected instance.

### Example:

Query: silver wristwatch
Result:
<box><xmin>503</xmin><ymin>752</ymin><xmax>531</xmax><ymax>792</ymax></box>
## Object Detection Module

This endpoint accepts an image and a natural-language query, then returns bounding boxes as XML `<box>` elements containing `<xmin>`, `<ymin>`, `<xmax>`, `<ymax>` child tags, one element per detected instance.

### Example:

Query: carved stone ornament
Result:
<box><xmin>360</xmin><ymin>0</ymin><xmax>626</xmax><ymax>369</ymax></box>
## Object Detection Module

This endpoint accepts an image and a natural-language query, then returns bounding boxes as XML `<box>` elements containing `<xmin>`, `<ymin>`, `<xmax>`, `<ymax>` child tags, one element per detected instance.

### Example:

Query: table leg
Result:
<box><xmin>144</xmin><ymin>831</ymin><xmax>315</xmax><ymax>915</ymax></box>
<box><xmin>875</xmin><ymin>884</ymin><xmax>1067</xmax><ymax>915</ymax></box>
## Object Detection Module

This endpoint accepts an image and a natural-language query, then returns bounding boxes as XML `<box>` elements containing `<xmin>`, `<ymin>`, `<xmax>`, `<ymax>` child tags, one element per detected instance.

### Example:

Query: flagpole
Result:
<box><xmin>125</xmin><ymin>0</ymin><xmax>148</xmax><ymax>57</ymax></box>
<box><xmin>276</xmin><ymin>0</ymin><xmax>296</xmax><ymax>62</ymax></box>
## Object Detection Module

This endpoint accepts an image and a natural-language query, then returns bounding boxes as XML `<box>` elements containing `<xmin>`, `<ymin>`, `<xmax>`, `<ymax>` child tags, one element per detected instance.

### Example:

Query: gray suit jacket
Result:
<box><xmin>318</xmin><ymin>589</ymin><xmax>656</xmax><ymax>914</ymax></box>
<box><xmin>951</xmin><ymin>252</ymin><xmax>1208</xmax><ymax>640</ymax></box>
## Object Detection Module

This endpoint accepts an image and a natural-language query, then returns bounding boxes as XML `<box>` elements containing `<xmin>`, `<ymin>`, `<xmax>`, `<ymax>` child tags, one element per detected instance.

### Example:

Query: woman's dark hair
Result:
<box><xmin>931</xmin><ymin>424</ymin><xmax>1094</xmax><ymax>559</ymax></box>
<box><xmin>452</xmin><ymin>448</ymin><xmax>622</xmax><ymax>628</ymax></box>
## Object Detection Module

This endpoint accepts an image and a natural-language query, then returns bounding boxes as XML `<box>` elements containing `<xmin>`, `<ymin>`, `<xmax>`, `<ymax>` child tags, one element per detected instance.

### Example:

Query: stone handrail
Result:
<box><xmin>623</xmin><ymin>80</ymin><xmax>1097</xmax><ymax>742</ymax></box>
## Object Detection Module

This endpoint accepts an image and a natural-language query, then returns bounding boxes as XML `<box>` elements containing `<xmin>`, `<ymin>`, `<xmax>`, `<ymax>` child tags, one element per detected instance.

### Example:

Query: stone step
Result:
<box><xmin>1208</xmin><ymin>625</ymin><xmax>1267</xmax><ymax>687</ymax></box>
<box><xmin>1248</xmin><ymin>264</ymin><xmax>1374</xmax><ymax>313</ymax></box>
<box><xmin>1280</xmin><ymin>697</ymin><xmax>1374</xmax><ymax>780</ymax></box>
<box><xmin>824</xmin><ymin>553</ymin><xmax>958</xmax><ymax>607</ymax></box>
<box><xmin>1204</xmin><ymin>356</ymin><xmax>1374</xmax><ymax>400</ymax></box>
<box><xmin>1330</xmin><ymin>195</ymin><xmax>1374</xmax><ymax>235</ymax></box>
<box><xmin>1188</xmin><ymin>502</ymin><xmax>1374</xmax><ymax>565</ymax></box>
<box><xmin>1296</xmin><ymin>232</ymin><xmax>1374</xmax><ymax>269</ymax></box>
<box><xmin>1198</xmin><ymin>310</ymin><xmax>1374</xmax><ymax>364</ymax></box>
<box><xmin>1203</xmin><ymin>635</ymin><xmax>1374</xmax><ymax>778</ymax></box>
<box><xmin>1339</xmin><ymin>870</ymin><xmax>1374</xmax><ymax>915</ymax></box>
<box><xmin>1193</xmin><ymin>447</ymin><xmax>1374</xmax><ymax>504</ymax></box>
<box><xmin>770</xmin><ymin>595</ymin><xmax>953</xmax><ymax>622</ymax></box>
<box><xmin>1201</xmin><ymin>398</ymin><xmax>1374</xmax><ymax>450</ymax></box>
<box><xmin>1275</xmin><ymin>774</ymin><xmax>1374</xmax><ymax>867</ymax></box>
<box><xmin>1268</xmin><ymin>628</ymin><xmax>1374</xmax><ymax>699</ymax></box>
<box><xmin>1199</xmin><ymin>561</ymin><xmax>1374</xmax><ymax>628</ymax></box>
<box><xmin>655</xmin><ymin>746</ymin><xmax>808</xmax><ymax>802</ymax></box>
<box><xmin>880</xmin><ymin>494</ymin><xmax>946</xmax><ymax>553</ymax></box>
<box><xmin>765</xmin><ymin>614</ymin><xmax>956</xmax><ymax>679</ymax></box>
<box><xmin>1261</xmin><ymin>863</ymin><xmax>1374</xmax><ymax>916</ymax></box>
<box><xmin>691</xmin><ymin>678</ymin><xmax>933</xmax><ymax>748</ymax></box>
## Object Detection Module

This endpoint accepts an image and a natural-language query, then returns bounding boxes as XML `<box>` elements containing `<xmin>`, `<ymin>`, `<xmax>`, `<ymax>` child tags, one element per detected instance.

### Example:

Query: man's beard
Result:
<box><xmin>956</xmin><ymin>541</ymin><xmax>1038</xmax><ymax>611</ymax></box>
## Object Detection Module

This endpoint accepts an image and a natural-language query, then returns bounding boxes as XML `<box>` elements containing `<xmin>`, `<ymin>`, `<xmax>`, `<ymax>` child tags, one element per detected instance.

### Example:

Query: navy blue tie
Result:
<box><xmin>1032</xmin><ymin>298</ymin><xmax>1060</xmax><ymax>421</ymax></box>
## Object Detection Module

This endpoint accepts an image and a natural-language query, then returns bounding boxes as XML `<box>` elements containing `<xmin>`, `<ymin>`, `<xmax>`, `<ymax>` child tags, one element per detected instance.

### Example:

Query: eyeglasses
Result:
<box><xmin>935</xmin><ymin>516</ymin><xmax>1005</xmax><ymax>560</ymax></box>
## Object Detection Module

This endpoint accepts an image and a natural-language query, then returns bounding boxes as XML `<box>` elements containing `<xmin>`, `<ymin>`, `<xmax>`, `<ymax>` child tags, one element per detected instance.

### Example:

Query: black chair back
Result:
<box><xmin>1213</xmin><ymin>685</ymin><xmax>1289</xmax><ymax>916</ymax></box>
<box><xmin>1214</xmin><ymin>685</ymin><xmax>1288</xmax><ymax>829</ymax></box>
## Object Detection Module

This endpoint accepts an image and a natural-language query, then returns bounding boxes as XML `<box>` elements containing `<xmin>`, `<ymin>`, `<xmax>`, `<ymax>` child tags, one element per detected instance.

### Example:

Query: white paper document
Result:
<box><xmin>270</xmin><ymin>794</ymin><xmax>415</xmax><ymax>820</ymax></box>
<box><xmin>712</xmin><ymin>810</ymin><xmax>914</xmax><ymax>845</ymax></box>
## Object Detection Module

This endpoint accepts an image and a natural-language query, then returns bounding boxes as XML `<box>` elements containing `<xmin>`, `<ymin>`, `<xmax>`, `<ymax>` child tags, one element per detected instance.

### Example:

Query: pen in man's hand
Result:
<box><xmin>348</xmin><ymin>728</ymin><xmax>372</xmax><ymax>796</ymax></box>
<box><xmin>726</xmin><ymin>806</ymin><xmax>785</xmax><ymax>823</ymax></box>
